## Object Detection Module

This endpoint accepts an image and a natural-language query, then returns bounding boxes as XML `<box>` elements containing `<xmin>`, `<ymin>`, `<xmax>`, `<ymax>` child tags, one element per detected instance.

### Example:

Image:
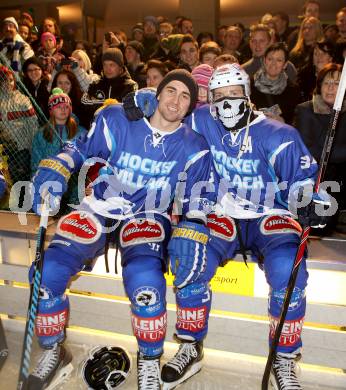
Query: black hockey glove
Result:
<box><xmin>122</xmin><ymin>88</ymin><xmax>157</xmax><ymax>121</ymax></box>
<box><xmin>297</xmin><ymin>191</ymin><xmax>332</xmax><ymax>229</ymax></box>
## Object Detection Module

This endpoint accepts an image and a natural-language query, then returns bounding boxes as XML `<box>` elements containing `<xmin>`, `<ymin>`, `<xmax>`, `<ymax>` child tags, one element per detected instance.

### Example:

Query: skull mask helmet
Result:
<box><xmin>208</xmin><ymin>63</ymin><xmax>251</xmax><ymax>131</ymax></box>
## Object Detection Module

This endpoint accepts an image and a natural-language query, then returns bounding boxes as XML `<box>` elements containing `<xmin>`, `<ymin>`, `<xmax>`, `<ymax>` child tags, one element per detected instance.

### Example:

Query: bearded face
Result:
<box><xmin>213</xmin><ymin>97</ymin><xmax>248</xmax><ymax>130</ymax></box>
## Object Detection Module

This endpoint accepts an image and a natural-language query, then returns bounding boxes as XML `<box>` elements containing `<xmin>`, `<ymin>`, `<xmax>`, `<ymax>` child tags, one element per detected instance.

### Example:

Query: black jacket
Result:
<box><xmin>250</xmin><ymin>79</ymin><xmax>301</xmax><ymax>125</ymax></box>
<box><xmin>294</xmin><ymin>98</ymin><xmax>346</xmax><ymax>211</ymax></box>
<box><xmin>293</xmin><ymin>100</ymin><xmax>346</xmax><ymax>166</ymax></box>
<box><xmin>81</xmin><ymin>69</ymin><xmax>137</xmax><ymax>126</ymax></box>
<box><xmin>22</xmin><ymin>77</ymin><xmax>50</xmax><ymax>123</ymax></box>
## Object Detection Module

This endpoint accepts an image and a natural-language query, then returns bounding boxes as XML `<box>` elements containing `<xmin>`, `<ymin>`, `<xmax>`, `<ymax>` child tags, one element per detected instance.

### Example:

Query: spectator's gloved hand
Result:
<box><xmin>32</xmin><ymin>157</ymin><xmax>72</xmax><ymax>215</ymax></box>
<box><xmin>0</xmin><ymin>174</ymin><xmax>6</xmax><ymax>199</ymax></box>
<box><xmin>122</xmin><ymin>88</ymin><xmax>157</xmax><ymax>121</ymax></box>
<box><xmin>297</xmin><ymin>190</ymin><xmax>332</xmax><ymax>229</ymax></box>
<box><xmin>168</xmin><ymin>221</ymin><xmax>209</xmax><ymax>289</ymax></box>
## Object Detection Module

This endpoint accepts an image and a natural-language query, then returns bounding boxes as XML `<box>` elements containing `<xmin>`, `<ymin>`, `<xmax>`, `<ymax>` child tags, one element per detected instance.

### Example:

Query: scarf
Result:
<box><xmin>313</xmin><ymin>94</ymin><xmax>346</xmax><ymax>115</ymax></box>
<box><xmin>0</xmin><ymin>38</ymin><xmax>25</xmax><ymax>72</ymax></box>
<box><xmin>254</xmin><ymin>67</ymin><xmax>288</xmax><ymax>95</ymax></box>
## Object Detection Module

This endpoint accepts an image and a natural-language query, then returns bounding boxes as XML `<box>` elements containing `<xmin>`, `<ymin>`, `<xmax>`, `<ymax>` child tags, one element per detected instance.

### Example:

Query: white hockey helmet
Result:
<box><xmin>208</xmin><ymin>63</ymin><xmax>250</xmax><ymax>102</ymax></box>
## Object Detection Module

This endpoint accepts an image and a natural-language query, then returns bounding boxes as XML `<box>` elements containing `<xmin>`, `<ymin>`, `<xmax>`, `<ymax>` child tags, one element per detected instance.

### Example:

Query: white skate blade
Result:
<box><xmin>162</xmin><ymin>361</ymin><xmax>202</xmax><ymax>390</ymax></box>
<box><xmin>45</xmin><ymin>362</ymin><xmax>73</xmax><ymax>390</ymax></box>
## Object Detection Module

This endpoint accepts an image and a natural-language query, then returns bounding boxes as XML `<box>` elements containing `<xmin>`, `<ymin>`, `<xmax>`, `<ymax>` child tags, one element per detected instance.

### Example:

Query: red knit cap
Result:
<box><xmin>0</xmin><ymin>65</ymin><xmax>16</xmax><ymax>89</ymax></box>
<box><xmin>48</xmin><ymin>88</ymin><xmax>72</xmax><ymax>113</ymax></box>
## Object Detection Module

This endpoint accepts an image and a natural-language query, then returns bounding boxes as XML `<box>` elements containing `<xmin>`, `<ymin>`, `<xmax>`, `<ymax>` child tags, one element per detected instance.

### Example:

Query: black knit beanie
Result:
<box><xmin>156</xmin><ymin>69</ymin><xmax>198</xmax><ymax>114</ymax></box>
<box><xmin>126</xmin><ymin>40</ymin><xmax>144</xmax><ymax>59</ymax></box>
<box><xmin>102</xmin><ymin>48</ymin><xmax>124</xmax><ymax>68</ymax></box>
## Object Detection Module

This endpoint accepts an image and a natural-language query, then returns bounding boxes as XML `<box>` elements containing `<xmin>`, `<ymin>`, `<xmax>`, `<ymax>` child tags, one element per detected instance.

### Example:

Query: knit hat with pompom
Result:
<box><xmin>48</xmin><ymin>87</ymin><xmax>72</xmax><ymax>113</ymax></box>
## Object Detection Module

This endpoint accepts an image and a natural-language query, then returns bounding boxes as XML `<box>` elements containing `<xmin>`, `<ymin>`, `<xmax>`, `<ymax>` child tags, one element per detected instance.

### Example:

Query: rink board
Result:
<box><xmin>0</xmin><ymin>211</ymin><xmax>345</xmax><ymax>306</ymax></box>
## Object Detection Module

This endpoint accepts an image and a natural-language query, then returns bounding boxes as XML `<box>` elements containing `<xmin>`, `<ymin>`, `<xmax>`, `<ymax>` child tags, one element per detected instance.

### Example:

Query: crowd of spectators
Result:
<box><xmin>0</xmin><ymin>1</ymin><xmax>345</xmax><ymax>231</ymax></box>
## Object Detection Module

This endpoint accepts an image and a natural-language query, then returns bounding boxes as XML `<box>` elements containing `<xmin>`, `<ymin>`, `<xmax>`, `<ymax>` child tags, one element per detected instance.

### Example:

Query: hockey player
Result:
<box><xmin>123</xmin><ymin>63</ymin><xmax>331</xmax><ymax>390</ymax></box>
<box><xmin>29</xmin><ymin>69</ymin><xmax>216</xmax><ymax>390</ymax></box>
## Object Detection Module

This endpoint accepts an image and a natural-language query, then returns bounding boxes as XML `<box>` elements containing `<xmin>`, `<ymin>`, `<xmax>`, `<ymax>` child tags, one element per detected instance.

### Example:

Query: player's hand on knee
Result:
<box><xmin>168</xmin><ymin>221</ymin><xmax>209</xmax><ymax>289</ymax></box>
<box><xmin>297</xmin><ymin>190</ymin><xmax>332</xmax><ymax>229</ymax></box>
<box><xmin>32</xmin><ymin>157</ymin><xmax>71</xmax><ymax>215</ymax></box>
<box><xmin>123</xmin><ymin>88</ymin><xmax>157</xmax><ymax>121</ymax></box>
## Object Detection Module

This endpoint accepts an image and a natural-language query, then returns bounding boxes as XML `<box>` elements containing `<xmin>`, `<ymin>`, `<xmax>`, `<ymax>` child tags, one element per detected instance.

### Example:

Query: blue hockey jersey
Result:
<box><xmin>188</xmin><ymin>105</ymin><xmax>318</xmax><ymax>218</ymax></box>
<box><xmin>61</xmin><ymin>104</ymin><xmax>215</xmax><ymax>220</ymax></box>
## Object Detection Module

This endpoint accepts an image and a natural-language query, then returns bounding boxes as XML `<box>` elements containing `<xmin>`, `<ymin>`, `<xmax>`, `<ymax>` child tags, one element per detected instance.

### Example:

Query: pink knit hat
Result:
<box><xmin>191</xmin><ymin>64</ymin><xmax>214</xmax><ymax>89</ymax></box>
<box><xmin>41</xmin><ymin>32</ymin><xmax>56</xmax><ymax>46</ymax></box>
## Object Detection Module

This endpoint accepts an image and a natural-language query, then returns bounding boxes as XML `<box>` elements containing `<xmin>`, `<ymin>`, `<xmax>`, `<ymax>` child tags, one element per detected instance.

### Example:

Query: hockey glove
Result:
<box><xmin>32</xmin><ymin>157</ymin><xmax>72</xmax><ymax>215</ymax></box>
<box><xmin>168</xmin><ymin>221</ymin><xmax>209</xmax><ymax>289</ymax></box>
<box><xmin>122</xmin><ymin>88</ymin><xmax>157</xmax><ymax>121</ymax></box>
<box><xmin>297</xmin><ymin>191</ymin><xmax>332</xmax><ymax>229</ymax></box>
<box><xmin>0</xmin><ymin>174</ymin><xmax>6</xmax><ymax>199</ymax></box>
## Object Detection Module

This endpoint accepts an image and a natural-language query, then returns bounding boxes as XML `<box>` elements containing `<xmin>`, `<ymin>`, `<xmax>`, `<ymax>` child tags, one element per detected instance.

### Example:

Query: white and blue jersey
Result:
<box><xmin>182</xmin><ymin>105</ymin><xmax>316</xmax><ymax>353</ymax></box>
<box><xmin>63</xmin><ymin>104</ymin><xmax>215</xmax><ymax>221</ymax></box>
<box><xmin>188</xmin><ymin>105</ymin><xmax>318</xmax><ymax>219</ymax></box>
<box><xmin>32</xmin><ymin>104</ymin><xmax>217</xmax><ymax>357</ymax></box>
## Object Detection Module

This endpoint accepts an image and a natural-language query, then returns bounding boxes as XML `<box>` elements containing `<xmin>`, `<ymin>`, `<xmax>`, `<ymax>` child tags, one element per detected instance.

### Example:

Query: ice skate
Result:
<box><xmin>137</xmin><ymin>352</ymin><xmax>161</xmax><ymax>390</ymax></box>
<box><xmin>28</xmin><ymin>343</ymin><xmax>73</xmax><ymax>390</ymax></box>
<box><xmin>161</xmin><ymin>339</ymin><xmax>203</xmax><ymax>390</ymax></box>
<box><xmin>270</xmin><ymin>351</ymin><xmax>302</xmax><ymax>390</ymax></box>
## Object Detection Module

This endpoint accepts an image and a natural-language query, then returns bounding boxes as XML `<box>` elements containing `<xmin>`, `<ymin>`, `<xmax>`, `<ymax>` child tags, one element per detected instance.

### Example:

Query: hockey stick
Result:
<box><xmin>262</xmin><ymin>58</ymin><xmax>346</xmax><ymax>390</ymax></box>
<box><xmin>17</xmin><ymin>193</ymin><xmax>50</xmax><ymax>390</ymax></box>
<box><xmin>0</xmin><ymin>316</ymin><xmax>8</xmax><ymax>371</ymax></box>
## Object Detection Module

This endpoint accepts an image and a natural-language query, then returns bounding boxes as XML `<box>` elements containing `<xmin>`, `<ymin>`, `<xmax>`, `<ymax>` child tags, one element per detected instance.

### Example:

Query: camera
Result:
<box><xmin>61</xmin><ymin>58</ymin><xmax>72</xmax><ymax>66</ymax></box>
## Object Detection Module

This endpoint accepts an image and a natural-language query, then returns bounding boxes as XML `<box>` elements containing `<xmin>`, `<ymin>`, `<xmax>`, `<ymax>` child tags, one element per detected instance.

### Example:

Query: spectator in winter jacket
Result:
<box><xmin>289</xmin><ymin>16</ymin><xmax>323</xmax><ymax>71</ymax></box>
<box><xmin>297</xmin><ymin>39</ymin><xmax>336</xmax><ymax>101</ymax></box>
<box><xmin>82</xmin><ymin>48</ymin><xmax>137</xmax><ymax>126</ymax></box>
<box><xmin>222</xmin><ymin>26</ymin><xmax>244</xmax><ymax>63</ymax></box>
<box><xmin>242</xmin><ymin>24</ymin><xmax>297</xmax><ymax>83</ymax></box>
<box><xmin>0</xmin><ymin>17</ymin><xmax>34</xmax><ymax>73</ymax></box>
<box><xmin>22</xmin><ymin>56</ymin><xmax>50</xmax><ymax>121</ymax></box>
<box><xmin>144</xmin><ymin>59</ymin><xmax>169</xmax><ymax>88</ymax></box>
<box><xmin>199</xmin><ymin>41</ymin><xmax>222</xmax><ymax>68</ymax></box>
<box><xmin>70</xmin><ymin>49</ymin><xmax>100</xmax><ymax>91</ymax></box>
<box><xmin>50</xmin><ymin>70</ymin><xmax>87</xmax><ymax>128</ymax></box>
<box><xmin>49</xmin><ymin>49</ymin><xmax>100</xmax><ymax>93</ymax></box>
<box><xmin>125</xmin><ymin>41</ymin><xmax>146</xmax><ymax>88</ymax></box>
<box><xmin>0</xmin><ymin>65</ymin><xmax>39</xmax><ymax>183</ymax></box>
<box><xmin>18</xmin><ymin>21</ymin><xmax>31</xmax><ymax>43</ymax></box>
<box><xmin>250</xmin><ymin>42</ymin><xmax>301</xmax><ymax>124</ymax></box>
<box><xmin>294</xmin><ymin>63</ymin><xmax>346</xmax><ymax>233</ymax></box>
<box><xmin>142</xmin><ymin>16</ymin><xmax>160</xmax><ymax>61</ymax></box>
<box><xmin>178</xmin><ymin>35</ymin><xmax>199</xmax><ymax>71</ymax></box>
<box><xmin>336</xmin><ymin>7</ymin><xmax>346</xmax><ymax>41</ymax></box>
<box><xmin>37</xmin><ymin>32</ymin><xmax>65</xmax><ymax>78</ymax></box>
<box><xmin>31</xmin><ymin>88</ymin><xmax>86</xmax><ymax>211</ymax></box>
<box><xmin>30</xmin><ymin>17</ymin><xmax>61</xmax><ymax>53</ymax></box>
